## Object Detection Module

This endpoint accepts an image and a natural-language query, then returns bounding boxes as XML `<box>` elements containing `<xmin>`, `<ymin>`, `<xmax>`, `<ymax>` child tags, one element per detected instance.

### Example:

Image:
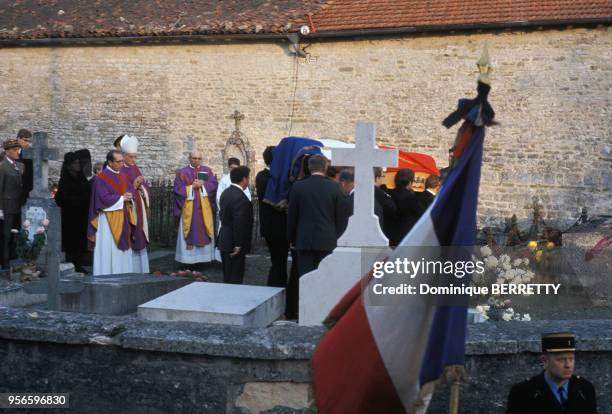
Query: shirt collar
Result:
<box><xmin>427</xmin><ymin>189</ymin><xmax>437</xmax><ymax>196</ymax></box>
<box><xmin>544</xmin><ymin>371</ymin><xmax>569</xmax><ymax>402</ymax></box>
<box><xmin>5</xmin><ymin>156</ymin><xmax>15</xmax><ymax>165</ymax></box>
<box><xmin>105</xmin><ymin>165</ymin><xmax>120</xmax><ymax>174</ymax></box>
<box><xmin>231</xmin><ymin>183</ymin><xmax>244</xmax><ymax>191</ymax></box>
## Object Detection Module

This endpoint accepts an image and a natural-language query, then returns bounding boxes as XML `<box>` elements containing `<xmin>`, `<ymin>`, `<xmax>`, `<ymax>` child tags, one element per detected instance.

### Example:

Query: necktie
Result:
<box><xmin>558</xmin><ymin>386</ymin><xmax>567</xmax><ymax>409</ymax></box>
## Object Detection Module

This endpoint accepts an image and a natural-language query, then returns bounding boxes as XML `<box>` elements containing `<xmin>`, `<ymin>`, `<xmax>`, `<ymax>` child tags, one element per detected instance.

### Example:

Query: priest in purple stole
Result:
<box><xmin>120</xmin><ymin>135</ymin><xmax>150</xmax><ymax>273</ymax></box>
<box><xmin>87</xmin><ymin>150</ymin><xmax>137</xmax><ymax>275</ymax></box>
<box><xmin>174</xmin><ymin>150</ymin><xmax>219</xmax><ymax>264</ymax></box>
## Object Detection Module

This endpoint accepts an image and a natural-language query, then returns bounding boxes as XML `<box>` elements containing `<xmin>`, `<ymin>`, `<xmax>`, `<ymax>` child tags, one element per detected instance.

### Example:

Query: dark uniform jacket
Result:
<box><xmin>255</xmin><ymin>168</ymin><xmax>287</xmax><ymax>241</ymax></box>
<box><xmin>388</xmin><ymin>187</ymin><xmax>426</xmax><ymax>246</ymax></box>
<box><xmin>18</xmin><ymin>152</ymin><xmax>33</xmax><ymax>205</ymax></box>
<box><xmin>287</xmin><ymin>174</ymin><xmax>345</xmax><ymax>251</ymax></box>
<box><xmin>0</xmin><ymin>158</ymin><xmax>25</xmax><ymax>214</ymax></box>
<box><xmin>217</xmin><ymin>185</ymin><xmax>253</xmax><ymax>254</ymax></box>
<box><xmin>416</xmin><ymin>190</ymin><xmax>435</xmax><ymax>210</ymax></box>
<box><xmin>506</xmin><ymin>372</ymin><xmax>597</xmax><ymax>414</ymax></box>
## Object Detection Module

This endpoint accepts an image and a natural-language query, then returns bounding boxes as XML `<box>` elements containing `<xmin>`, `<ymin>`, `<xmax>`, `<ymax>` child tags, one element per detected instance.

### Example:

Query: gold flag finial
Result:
<box><xmin>477</xmin><ymin>43</ymin><xmax>492</xmax><ymax>85</ymax></box>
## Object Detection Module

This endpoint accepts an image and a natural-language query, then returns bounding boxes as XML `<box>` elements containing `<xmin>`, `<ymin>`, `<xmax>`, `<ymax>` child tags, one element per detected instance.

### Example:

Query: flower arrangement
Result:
<box><xmin>473</xmin><ymin>245</ymin><xmax>535</xmax><ymax>288</ymax></box>
<box><xmin>12</xmin><ymin>219</ymin><xmax>49</xmax><ymax>263</ymax></box>
<box><xmin>472</xmin><ymin>245</ymin><xmax>535</xmax><ymax>322</ymax></box>
<box><xmin>476</xmin><ymin>297</ymin><xmax>531</xmax><ymax>322</ymax></box>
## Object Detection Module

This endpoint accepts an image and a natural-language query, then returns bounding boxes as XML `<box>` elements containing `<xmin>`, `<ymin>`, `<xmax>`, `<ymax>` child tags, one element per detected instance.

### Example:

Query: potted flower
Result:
<box><xmin>11</xmin><ymin>218</ymin><xmax>49</xmax><ymax>280</ymax></box>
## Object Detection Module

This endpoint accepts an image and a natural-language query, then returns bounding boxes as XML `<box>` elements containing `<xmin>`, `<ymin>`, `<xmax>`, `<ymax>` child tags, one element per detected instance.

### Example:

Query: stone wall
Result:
<box><xmin>0</xmin><ymin>26</ymin><xmax>610</xmax><ymax>227</ymax></box>
<box><xmin>0</xmin><ymin>308</ymin><xmax>610</xmax><ymax>413</ymax></box>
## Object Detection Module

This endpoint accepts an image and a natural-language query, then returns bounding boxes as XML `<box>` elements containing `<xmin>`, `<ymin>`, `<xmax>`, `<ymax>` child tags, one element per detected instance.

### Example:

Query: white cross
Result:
<box><xmin>331</xmin><ymin>122</ymin><xmax>397</xmax><ymax>247</ymax></box>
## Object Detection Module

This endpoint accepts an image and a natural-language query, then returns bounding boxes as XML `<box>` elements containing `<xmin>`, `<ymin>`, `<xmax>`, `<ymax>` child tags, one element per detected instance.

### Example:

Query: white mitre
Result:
<box><xmin>120</xmin><ymin>135</ymin><xmax>139</xmax><ymax>154</ymax></box>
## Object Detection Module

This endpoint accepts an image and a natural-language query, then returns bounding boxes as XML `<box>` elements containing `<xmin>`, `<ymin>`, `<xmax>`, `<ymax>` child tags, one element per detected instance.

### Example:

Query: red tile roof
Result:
<box><xmin>305</xmin><ymin>0</ymin><xmax>612</xmax><ymax>32</ymax></box>
<box><xmin>0</xmin><ymin>0</ymin><xmax>327</xmax><ymax>40</ymax></box>
<box><xmin>0</xmin><ymin>0</ymin><xmax>610</xmax><ymax>41</ymax></box>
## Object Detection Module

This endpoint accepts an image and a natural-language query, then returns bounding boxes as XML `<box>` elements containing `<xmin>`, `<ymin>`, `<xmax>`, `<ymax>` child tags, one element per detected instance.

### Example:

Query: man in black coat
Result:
<box><xmin>416</xmin><ymin>174</ymin><xmax>440</xmax><ymax>210</ymax></box>
<box><xmin>388</xmin><ymin>168</ymin><xmax>426</xmax><ymax>247</ymax></box>
<box><xmin>16</xmin><ymin>129</ymin><xmax>33</xmax><ymax>206</ymax></box>
<box><xmin>0</xmin><ymin>139</ymin><xmax>24</xmax><ymax>268</ymax></box>
<box><xmin>286</xmin><ymin>155</ymin><xmax>345</xmax><ymax>319</ymax></box>
<box><xmin>217</xmin><ymin>166</ymin><xmax>253</xmax><ymax>284</ymax></box>
<box><xmin>255</xmin><ymin>146</ymin><xmax>290</xmax><ymax>288</ymax></box>
<box><xmin>506</xmin><ymin>332</ymin><xmax>597</xmax><ymax>414</ymax></box>
<box><xmin>374</xmin><ymin>167</ymin><xmax>396</xmax><ymax>240</ymax></box>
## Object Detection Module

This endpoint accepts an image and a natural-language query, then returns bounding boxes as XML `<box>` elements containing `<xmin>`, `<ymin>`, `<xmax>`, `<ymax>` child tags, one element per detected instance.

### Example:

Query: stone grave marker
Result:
<box><xmin>21</xmin><ymin>131</ymin><xmax>62</xmax><ymax>310</ymax></box>
<box><xmin>138</xmin><ymin>282</ymin><xmax>285</xmax><ymax>327</ymax></box>
<box><xmin>299</xmin><ymin>122</ymin><xmax>397</xmax><ymax>326</ymax></box>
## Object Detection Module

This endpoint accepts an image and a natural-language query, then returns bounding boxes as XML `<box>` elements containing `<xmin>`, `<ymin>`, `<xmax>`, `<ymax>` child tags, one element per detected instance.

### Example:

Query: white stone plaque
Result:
<box><xmin>24</xmin><ymin>206</ymin><xmax>47</xmax><ymax>241</ymax></box>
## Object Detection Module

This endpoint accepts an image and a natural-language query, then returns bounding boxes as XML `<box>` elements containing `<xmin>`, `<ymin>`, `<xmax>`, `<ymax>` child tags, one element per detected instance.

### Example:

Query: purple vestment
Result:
<box><xmin>121</xmin><ymin>163</ymin><xmax>149</xmax><ymax>251</ymax></box>
<box><xmin>174</xmin><ymin>165</ymin><xmax>218</xmax><ymax>247</ymax></box>
<box><xmin>87</xmin><ymin>167</ymin><xmax>135</xmax><ymax>251</ymax></box>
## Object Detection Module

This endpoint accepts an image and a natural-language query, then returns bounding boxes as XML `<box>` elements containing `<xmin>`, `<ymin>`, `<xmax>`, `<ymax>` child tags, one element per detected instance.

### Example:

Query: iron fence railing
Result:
<box><xmin>148</xmin><ymin>179</ymin><xmax>262</xmax><ymax>249</ymax></box>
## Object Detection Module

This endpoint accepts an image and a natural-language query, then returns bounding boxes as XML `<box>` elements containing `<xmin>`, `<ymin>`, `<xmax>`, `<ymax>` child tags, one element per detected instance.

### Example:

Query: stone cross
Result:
<box><xmin>22</xmin><ymin>132</ymin><xmax>59</xmax><ymax>198</ymax></box>
<box><xmin>229</xmin><ymin>110</ymin><xmax>245</xmax><ymax>132</ymax></box>
<box><xmin>21</xmin><ymin>132</ymin><xmax>61</xmax><ymax>310</ymax></box>
<box><xmin>331</xmin><ymin>122</ymin><xmax>397</xmax><ymax>247</ymax></box>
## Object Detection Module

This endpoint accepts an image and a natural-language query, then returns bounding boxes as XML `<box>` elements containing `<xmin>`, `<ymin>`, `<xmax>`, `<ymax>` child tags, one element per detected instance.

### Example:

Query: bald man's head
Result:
<box><xmin>189</xmin><ymin>151</ymin><xmax>202</xmax><ymax>168</ymax></box>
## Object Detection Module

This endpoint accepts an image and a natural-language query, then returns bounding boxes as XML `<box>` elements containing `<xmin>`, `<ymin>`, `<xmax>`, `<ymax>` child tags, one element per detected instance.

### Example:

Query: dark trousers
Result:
<box><xmin>285</xmin><ymin>249</ymin><xmax>332</xmax><ymax>320</ymax></box>
<box><xmin>265</xmin><ymin>237</ymin><xmax>289</xmax><ymax>288</ymax></box>
<box><xmin>221</xmin><ymin>251</ymin><xmax>246</xmax><ymax>284</ymax></box>
<box><xmin>1</xmin><ymin>213</ymin><xmax>20</xmax><ymax>268</ymax></box>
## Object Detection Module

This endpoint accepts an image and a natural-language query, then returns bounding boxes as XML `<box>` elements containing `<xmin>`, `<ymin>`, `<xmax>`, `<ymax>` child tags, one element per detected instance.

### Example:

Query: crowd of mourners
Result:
<box><xmin>0</xmin><ymin>132</ymin><xmax>443</xmax><ymax>319</ymax></box>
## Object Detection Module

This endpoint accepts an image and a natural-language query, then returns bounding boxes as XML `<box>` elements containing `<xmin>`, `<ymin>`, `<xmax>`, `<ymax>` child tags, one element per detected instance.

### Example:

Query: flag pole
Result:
<box><xmin>448</xmin><ymin>43</ymin><xmax>491</xmax><ymax>414</ymax></box>
<box><xmin>449</xmin><ymin>379</ymin><xmax>461</xmax><ymax>414</ymax></box>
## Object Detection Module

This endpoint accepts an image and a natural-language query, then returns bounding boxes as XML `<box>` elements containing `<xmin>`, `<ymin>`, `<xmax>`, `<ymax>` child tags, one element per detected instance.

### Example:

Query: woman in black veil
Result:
<box><xmin>55</xmin><ymin>152</ymin><xmax>91</xmax><ymax>272</ymax></box>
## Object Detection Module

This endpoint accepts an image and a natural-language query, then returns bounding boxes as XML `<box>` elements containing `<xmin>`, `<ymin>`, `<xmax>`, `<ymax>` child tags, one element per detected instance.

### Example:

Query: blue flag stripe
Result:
<box><xmin>418</xmin><ymin>126</ymin><xmax>485</xmax><ymax>386</ymax></box>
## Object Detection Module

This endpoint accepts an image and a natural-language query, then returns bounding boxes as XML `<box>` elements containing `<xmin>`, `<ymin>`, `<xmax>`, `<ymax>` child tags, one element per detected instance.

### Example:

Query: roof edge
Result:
<box><xmin>0</xmin><ymin>17</ymin><xmax>610</xmax><ymax>48</ymax></box>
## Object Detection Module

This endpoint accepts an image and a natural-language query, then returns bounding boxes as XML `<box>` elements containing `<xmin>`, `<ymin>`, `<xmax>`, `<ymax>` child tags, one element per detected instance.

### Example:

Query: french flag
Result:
<box><xmin>312</xmin><ymin>119</ymin><xmax>486</xmax><ymax>413</ymax></box>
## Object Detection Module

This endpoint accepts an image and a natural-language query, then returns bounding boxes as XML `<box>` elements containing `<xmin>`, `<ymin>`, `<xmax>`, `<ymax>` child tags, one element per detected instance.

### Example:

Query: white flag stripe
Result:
<box><xmin>365</xmin><ymin>211</ymin><xmax>441</xmax><ymax>411</ymax></box>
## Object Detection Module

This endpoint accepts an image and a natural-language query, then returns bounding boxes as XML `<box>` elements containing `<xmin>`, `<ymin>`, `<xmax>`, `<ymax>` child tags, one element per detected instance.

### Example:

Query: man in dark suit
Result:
<box><xmin>218</xmin><ymin>166</ymin><xmax>253</xmax><ymax>284</ymax></box>
<box><xmin>0</xmin><ymin>139</ymin><xmax>25</xmax><ymax>268</ymax></box>
<box><xmin>256</xmin><ymin>146</ymin><xmax>290</xmax><ymax>288</ymax></box>
<box><xmin>416</xmin><ymin>174</ymin><xmax>440</xmax><ymax>210</ymax></box>
<box><xmin>374</xmin><ymin>167</ymin><xmax>396</xmax><ymax>240</ymax></box>
<box><xmin>16</xmin><ymin>129</ymin><xmax>33</xmax><ymax>205</ymax></box>
<box><xmin>506</xmin><ymin>332</ymin><xmax>597</xmax><ymax>414</ymax></box>
<box><xmin>388</xmin><ymin>168</ymin><xmax>426</xmax><ymax>247</ymax></box>
<box><xmin>286</xmin><ymin>155</ymin><xmax>345</xmax><ymax>319</ymax></box>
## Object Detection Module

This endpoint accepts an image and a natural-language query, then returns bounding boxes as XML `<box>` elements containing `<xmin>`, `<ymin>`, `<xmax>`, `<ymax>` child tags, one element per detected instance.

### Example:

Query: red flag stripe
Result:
<box><xmin>312</xmin><ymin>289</ymin><xmax>405</xmax><ymax>414</ymax></box>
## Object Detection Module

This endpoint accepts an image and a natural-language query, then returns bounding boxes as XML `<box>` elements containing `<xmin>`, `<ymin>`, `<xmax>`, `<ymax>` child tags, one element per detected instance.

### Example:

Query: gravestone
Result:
<box><xmin>138</xmin><ymin>282</ymin><xmax>285</xmax><ymax>327</ymax></box>
<box><xmin>299</xmin><ymin>122</ymin><xmax>397</xmax><ymax>326</ymax></box>
<box><xmin>21</xmin><ymin>132</ymin><xmax>62</xmax><ymax>310</ymax></box>
<box><xmin>24</xmin><ymin>273</ymin><xmax>193</xmax><ymax>314</ymax></box>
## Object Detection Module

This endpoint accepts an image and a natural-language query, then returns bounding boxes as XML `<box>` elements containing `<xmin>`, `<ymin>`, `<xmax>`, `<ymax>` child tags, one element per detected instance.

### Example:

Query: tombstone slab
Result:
<box><xmin>58</xmin><ymin>273</ymin><xmax>192</xmax><ymax>315</ymax></box>
<box><xmin>138</xmin><ymin>282</ymin><xmax>285</xmax><ymax>327</ymax></box>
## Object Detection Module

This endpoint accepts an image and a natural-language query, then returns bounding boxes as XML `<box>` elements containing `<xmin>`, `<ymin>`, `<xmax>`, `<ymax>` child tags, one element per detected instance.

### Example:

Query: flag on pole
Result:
<box><xmin>312</xmin><ymin>86</ymin><xmax>493</xmax><ymax>412</ymax></box>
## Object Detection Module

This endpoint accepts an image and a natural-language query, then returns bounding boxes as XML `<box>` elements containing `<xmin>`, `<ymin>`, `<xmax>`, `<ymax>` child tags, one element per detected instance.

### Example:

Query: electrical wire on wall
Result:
<box><xmin>286</xmin><ymin>53</ymin><xmax>300</xmax><ymax>137</ymax></box>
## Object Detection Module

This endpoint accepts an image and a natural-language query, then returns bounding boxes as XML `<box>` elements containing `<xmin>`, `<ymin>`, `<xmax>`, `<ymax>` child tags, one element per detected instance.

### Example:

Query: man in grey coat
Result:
<box><xmin>0</xmin><ymin>139</ymin><xmax>24</xmax><ymax>268</ymax></box>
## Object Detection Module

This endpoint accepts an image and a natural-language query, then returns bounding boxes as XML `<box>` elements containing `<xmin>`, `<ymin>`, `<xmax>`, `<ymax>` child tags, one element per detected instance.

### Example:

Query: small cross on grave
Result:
<box><xmin>229</xmin><ymin>110</ymin><xmax>245</xmax><ymax>132</ymax></box>
<box><xmin>331</xmin><ymin>122</ymin><xmax>397</xmax><ymax>247</ymax></box>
